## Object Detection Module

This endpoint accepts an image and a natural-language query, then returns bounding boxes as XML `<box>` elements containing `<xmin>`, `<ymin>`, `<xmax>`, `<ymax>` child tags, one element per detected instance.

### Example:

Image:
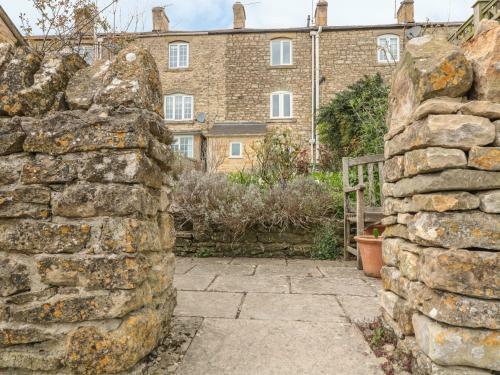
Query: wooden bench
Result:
<box><xmin>342</xmin><ymin>155</ymin><xmax>385</xmax><ymax>270</ymax></box>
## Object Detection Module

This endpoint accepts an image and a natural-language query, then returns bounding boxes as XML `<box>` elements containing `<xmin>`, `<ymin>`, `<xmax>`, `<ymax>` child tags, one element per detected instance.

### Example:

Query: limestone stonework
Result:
<box><xmin>381</xmin><ymin>24</ymin><xmax>500</xmax><ymax>374</ymax></box>
<box><xmin>0</xmin><ymin>44</ymin><xmax>176</xmax><ymax>374</ymax></box>
<box><xmin>120</xmin><ymin>3</ymin><xmax>458</xmax><ymax>172</ymax></box>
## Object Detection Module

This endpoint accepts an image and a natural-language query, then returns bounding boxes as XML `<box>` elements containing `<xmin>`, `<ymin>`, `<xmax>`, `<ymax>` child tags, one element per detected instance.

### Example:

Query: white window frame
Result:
<box><xmin>270</xmin><ymin>91</ymin><xmax>293</xmax><ymax>119</ymax></box>
<box><xmin>229</xmin><ymin>142</ymin><xmax>243</xmax><ymax>159</ymax></box>
<box><xmin>377</xmin><ymin>34</ymin><xmax>400</xmax><ymax>64</ymax></box>
<box><xmin>75</xmin><ymin>45</ymin><xmax>94</xmax><ymax>65</ymax></box>
<box><xmin>270</xmin><ymin>39</ymin><xmax>293</xmax><ymax>66</ymax></box>
<box><xmin>164</xmin><ymin>94</ymin><xmax>194</xmax><ymax>121</ymax></box>
<box><xmin>169</xmin><ymin>42</ymin><xmax>189</xmax><ymax>69</ymax></box>
<box><xmin>172</xmin><ymin>135</ymin><xmax>194</xmax><ymax>158</ymax></box>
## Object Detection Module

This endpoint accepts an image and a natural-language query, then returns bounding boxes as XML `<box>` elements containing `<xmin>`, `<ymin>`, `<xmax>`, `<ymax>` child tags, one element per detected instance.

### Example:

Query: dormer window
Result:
<box><xmin>377</xmin><ymin>35</ymin><xmax>400</xmax><ymax>63</ymax></box>
<box><xmin>169</xmin><ymin>42</ymin><xmax>189</xmax><ymax>69</ymax></box>
<box><xmin>271</xmin><ymin>39</ymin><xmax>292</xmax><ymax>66</ymax></box>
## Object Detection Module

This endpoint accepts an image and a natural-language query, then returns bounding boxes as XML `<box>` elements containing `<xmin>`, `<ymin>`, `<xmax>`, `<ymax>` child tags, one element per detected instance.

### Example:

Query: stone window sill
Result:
<box><xmin>268</xmin><ymin>65</ymin><xmax>297</xmax><ymax>70</ymax></box>
<box><xmin>164</xmin><ymin>67</ymin><xmax>193</xmax><ymax>72</ymax></box>
<box><xmin>267</xmin><ymin>118</ymin><xmax>297</xmax><ymax>123</ymax></box>
<box><xmin>165</xmin><ymin>120</ymin><xmax>195</xmax><ymax>125</ymax></box>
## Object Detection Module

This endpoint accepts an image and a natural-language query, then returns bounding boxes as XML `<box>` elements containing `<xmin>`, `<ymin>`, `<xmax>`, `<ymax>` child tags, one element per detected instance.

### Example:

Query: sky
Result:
<box><xmin>1</xmin><ymin>0</ymin><xmax>476</xmax><ymax>35</ymax></box>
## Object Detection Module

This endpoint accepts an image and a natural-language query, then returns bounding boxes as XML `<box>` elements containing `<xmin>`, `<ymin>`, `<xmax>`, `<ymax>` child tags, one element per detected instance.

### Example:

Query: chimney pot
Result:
<box><xmin>152</xmin><ymin>7</ymin><xmax>169</xmax><ymax>32</ymax></box>
<box><xmin>315</xmin><ymin>0</ymin><xmax>328</xmax><ymax>27</ymax></box>
<box><xmin>233</xmin><ymin>2</ymin><xmax>246</xmax><ymax>29</ymax></box>
<box><xmin>397</xmin><ymin>0</ymin><xmax>415</xmax><ymax>24</ymax></box>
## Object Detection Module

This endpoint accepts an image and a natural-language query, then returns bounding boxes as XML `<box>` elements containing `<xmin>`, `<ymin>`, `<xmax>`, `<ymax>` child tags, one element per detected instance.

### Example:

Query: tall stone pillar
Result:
<box><xmin>381</xmin><ymin>27</ymin><xmax>500</xmax><ymax>374</ymax></box>
<box><xmin>0</xmin><ymin>44</ymin><xmax>176</xmax><ymax>373</ymax></box>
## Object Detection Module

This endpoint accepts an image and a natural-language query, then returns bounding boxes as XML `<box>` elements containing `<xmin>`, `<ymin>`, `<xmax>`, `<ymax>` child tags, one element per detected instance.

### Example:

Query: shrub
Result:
<box><xmin>252</xmin><ymin>130</ymin><xmax>305</xmax><ymax>186</ymax></box>
<box><xmin>172</xmin><ymin>171</ymin><xmax>341</xmax><ymax>240</ymax></box>
<box><xmin>311</xmin><ymin>221</ymin><xmax>342</xmax><ymax>260</ymax></box>
<box><xmin>317</xmin><ymin>74</ymin><xmax>389</xmax><ymax>169</ymax></box>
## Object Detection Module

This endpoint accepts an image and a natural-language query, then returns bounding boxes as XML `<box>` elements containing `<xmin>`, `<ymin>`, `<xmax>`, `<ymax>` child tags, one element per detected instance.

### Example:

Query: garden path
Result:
<box><xmin>172</xmin><ymin>257</ymin><xmax>384</xmax><ymax>375</ymax></box>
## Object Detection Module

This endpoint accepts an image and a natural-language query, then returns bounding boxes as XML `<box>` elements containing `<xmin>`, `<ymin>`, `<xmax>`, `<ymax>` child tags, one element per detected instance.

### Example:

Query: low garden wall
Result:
<box><xmin>0</xmin><ymin>44</ymin><xmax>176</xmax><ymax>374</ymax></box>
<box><xmin>175</xmin><ymin>225</ymin><xmax>342</xmax><ymax>258</ymax></box>
<box><xmin>381</xmin><ymin>24</ymin><xmax>499</xmax><ymax>374</ymax></box>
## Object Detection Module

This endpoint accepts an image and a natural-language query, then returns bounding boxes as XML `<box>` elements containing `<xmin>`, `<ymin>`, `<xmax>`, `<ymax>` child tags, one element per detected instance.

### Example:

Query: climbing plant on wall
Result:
<box><xmin>317</xmin><ymin>73</ymin><xmax>389</xmax><ymax>169</ymax></box>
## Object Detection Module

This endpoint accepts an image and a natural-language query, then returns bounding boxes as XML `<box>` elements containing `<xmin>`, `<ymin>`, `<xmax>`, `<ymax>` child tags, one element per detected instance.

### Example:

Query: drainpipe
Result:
<box><xmin>315</xmin><ymin>26</ymin><xmax>323</xmax><ymax>167</ymax></box>
<box><xmin>310</xmin><ymin>30</ymin><xmax>317</xmax><ymax>168</ymax></box>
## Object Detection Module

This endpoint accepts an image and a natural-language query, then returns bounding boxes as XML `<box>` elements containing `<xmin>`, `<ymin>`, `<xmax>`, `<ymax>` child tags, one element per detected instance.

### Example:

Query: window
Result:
<box><xmin>75</xmin><ymin>45</ymin><xmax>94</xmax><ymax>64</ymax></box>
<box><xmin>169</xmin><ymin>42</ymin><xmax>189</xmax><ymax>69</ymax></box>
<box><xmin>164</xmin><ymin>94</ymin><xmax>193</xmax><ymax>121</ymax></box>
<box><xmin>270</xmin><ymin>92</ymin><xmax>292</xmax><ymax>119</ymax></box>
<box><xmin>172</xmin><ymin>136</ymin><xmax>194</xmax><ymax>158</ymax></box>
<box><xmin>230</xmin><ymin>142</ymin><xmax>243</xmax><ymax>158</ymax></box>
<box><xmin>271</xmin><ymin>39</ymin><xmax>292</xmax><ymax>66</ymax></box>
<box><xmin>377</xmin><ymin>35</ymin><xmax>400</xmax><ymax>63</ymax></box>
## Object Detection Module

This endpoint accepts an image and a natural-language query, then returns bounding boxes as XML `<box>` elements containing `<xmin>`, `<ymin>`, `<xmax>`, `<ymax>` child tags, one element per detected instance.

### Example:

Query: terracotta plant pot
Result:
<box><xmin>354</xmin><ymin>235</ymin><xmax>383</xmax><ymax>278</ymax></box>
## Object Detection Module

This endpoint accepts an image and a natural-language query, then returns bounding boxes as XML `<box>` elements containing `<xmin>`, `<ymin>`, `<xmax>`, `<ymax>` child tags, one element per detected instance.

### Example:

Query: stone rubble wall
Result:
<box><xmin>175</xmin><ymin>226</ymin><xmax>335</xmax><ymax>258</ymax></box>
<box><xmin>381</xmin><ymin>22</ymin><xmax>499</xmax><ymax>375</ymax></box>
<box><xmin>0</xmin><ymin>44</ymin><xmax>176</xmax><ymax>374</ymax></box>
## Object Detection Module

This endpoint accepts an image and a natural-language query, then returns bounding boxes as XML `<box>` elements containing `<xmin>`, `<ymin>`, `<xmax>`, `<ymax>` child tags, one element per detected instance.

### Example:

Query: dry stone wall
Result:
<box><xmin>0</xmin><ymin>44</ymin><xmax>176</xmax><ymax>374</ymax></box>
<box><xmin>175</xmin><ymin>227</ymin><xmax>328</xmax><ymax>258</ymax></box>
<box><xmin>381</xmin><ymin>23</ymin><xmax>499</xmax><ymax>374</ymax></box>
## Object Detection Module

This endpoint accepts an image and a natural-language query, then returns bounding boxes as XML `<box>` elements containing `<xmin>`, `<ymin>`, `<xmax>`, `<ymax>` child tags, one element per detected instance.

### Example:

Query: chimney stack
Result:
<box><xmin>315</xmin><ymin>0</ymin><xmax>328</xmax><ymax>27</ymax></box>
<box><xmin>233</xmin><ymin>2</ymin><xmax>246</xmax><ymax>29</ymax></box>
<box><xmin>74</xmin><ymin>6</ymin><xmax>95</xmax><ymax>36</ymax></box>
<box><xmin>152</xmin><ymin>7</ymin><xmax>169</xmax><ymax>32</ymax></box>
<box><xmin>397</xmin><ymin>0</ymin><xmax>415</xmax><ymax>24</ymax></box>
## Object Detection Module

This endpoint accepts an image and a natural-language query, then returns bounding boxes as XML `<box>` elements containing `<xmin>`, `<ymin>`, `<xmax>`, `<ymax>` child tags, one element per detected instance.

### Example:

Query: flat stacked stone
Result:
<box><xmin>381</xmin><ymin>29</ymin><xmax>500</xmax><ymax>374</ymax></box>
<box><xmin>0</xmin><ymin>44</ymin><xmax>176</xmax><ymax>374</ymax></box>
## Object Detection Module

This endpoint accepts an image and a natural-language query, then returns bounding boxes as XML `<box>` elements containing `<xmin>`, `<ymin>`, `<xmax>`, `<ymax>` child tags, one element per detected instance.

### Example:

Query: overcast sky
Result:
<box><xmin>1</xmin><ymin>0</ymin><xmax>475</xmax><ymax>34</ymax></box>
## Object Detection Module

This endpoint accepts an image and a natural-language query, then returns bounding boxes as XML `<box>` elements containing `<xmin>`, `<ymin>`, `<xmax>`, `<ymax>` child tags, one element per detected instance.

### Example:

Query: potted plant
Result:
<box><xmin>355</xmin><ymin>228</ymin><xmax>383</xmax><ymax>278</ymax></box>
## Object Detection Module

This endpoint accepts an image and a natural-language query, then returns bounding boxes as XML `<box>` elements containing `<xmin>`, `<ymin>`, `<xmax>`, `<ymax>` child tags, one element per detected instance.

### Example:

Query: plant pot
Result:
<box><xmin>354</xmin><ymin>235</ymin><xmax>383</xmax><ymax>278</ymax></box>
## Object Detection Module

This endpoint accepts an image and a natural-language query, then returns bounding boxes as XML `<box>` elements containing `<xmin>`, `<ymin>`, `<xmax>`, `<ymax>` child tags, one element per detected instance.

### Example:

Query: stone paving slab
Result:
<box><xmin>291</xmin><ymin>276</ymin><xmax>377</xmax><ymax>297</ymax></box>
<box><xmin>175</xmin><ymin>291</ymin><xmax>243</xmax><ymax>318</ymax></box>
<box><xmin>287</xmin><ymin>259</ymin><xmax>357</xmax><ymax>268</ymax></box>
<box><xmin>317</xmin><ymin>266</ymin><xmax>367</xmax><ymax>279</ymax></box>
<box><xmin>239</xmin><ymin>293</ymin><xmax>347</xmax><ymax>322</ymax></box>
<box><xmin>230</xmin><ymin>257</ymin><xmax>287</xmax><ymax>266</ymax></box>
<box><xmin>255</xmin><ymin>264</ymin><xmax>322</xmax><ymax>277</ymax></box>
<box><xmin>187</xmin><ymin>263</ymin><xmax>256</xmax><ymax>276</ymax></box>
<box><xmin>176</xmin><ymin>318</ymin><xmax>384</xmax><ymax>375</ymax></box>
<box><xmin>190</xmin><ymin>257</ymin><xmax>233</xmax><ymax>265</ymax></box>
<box><xmin>208</xmin><ymin>275</ymin><xmax>289</xmax><ymax>293</ymax></box>
<box><xmin>338</xmin><ymin>295</ymin><xmax>381</xmax><ymax>323</ymax></box>
<box><xmin>174</xmin><ymin>260</ymin><xmax>196</xmax><ymax>275</ymax></box>
<box><xmin>174</xmin><ymin>274</ymin><xmax>215</xmax><ymax>291</ymax></box>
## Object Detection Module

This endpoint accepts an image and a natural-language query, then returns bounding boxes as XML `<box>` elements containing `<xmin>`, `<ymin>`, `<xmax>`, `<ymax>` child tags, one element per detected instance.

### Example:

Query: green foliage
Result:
<box><xmin>311</xmin><ymin>221</ymin><xmax>342</xmax><ymax>260</ymax></box>
<box><xmin>195</xmin><ymin>248</ymin><xmax>214</xmax><ymax>258</ymax></box>
<box><xmin>311</xmin><ymin>171</ymin><xmax>344</xmax><ymax>216</ymax></box>
<box><xmin>228</xmin><ymin>171</ymin><xmax>261</xmax><ymax>186</ymax></box>
<box><xmin>370</xmin><ymin>326</ymin><xmax>387</xmax><ymax>346</ymax></box>
<box><xmin>317</xmin><ymin>74</ymin><xmax>389</xmax><ymax>169</ymax></box>
<box><xmin>253</xmin><ymin>130</ymin><xmax>304</xmax><ymax>186</ymax></box>
<box><xmin>373</xmin><ymin>228</ymin><xmax>380</xmax><ymax>239</ymax></box>
<box><xmin>173</xmin><ymin>171</ymin><xmax>342</xmax><ymax>240</ymax></box>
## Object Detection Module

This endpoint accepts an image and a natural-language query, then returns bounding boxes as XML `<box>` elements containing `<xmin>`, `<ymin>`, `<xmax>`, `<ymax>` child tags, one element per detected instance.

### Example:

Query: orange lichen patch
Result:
<box><xmin>471</xmin><ymin>150</ymin><xmax>500</xmax><ymax>170</ymax></box>
<box><xmin>431</xmin><ymin>195</ymin><xmax>459</xmax><ymax>212</ymax></box>
<box><xmin>59</xmin><ymin>226</ymin><xmax>71</xmax><ymax>234</ymax></box>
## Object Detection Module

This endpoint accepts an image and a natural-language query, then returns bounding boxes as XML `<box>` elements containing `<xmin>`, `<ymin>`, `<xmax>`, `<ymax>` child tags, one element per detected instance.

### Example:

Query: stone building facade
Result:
<box><xmin>126</xmin><ymin>0</ymin><xmax>460</xmax><ymax>172</ymax></box>
<box><xmin>0</xmin><ymin>6</ymin><xmax>26</xmax><ymax>47</ymax></box>
<box><xmin>24</xmin><ymin>0</ymin><xmax>461</xmax><ymax>172</ymax></box>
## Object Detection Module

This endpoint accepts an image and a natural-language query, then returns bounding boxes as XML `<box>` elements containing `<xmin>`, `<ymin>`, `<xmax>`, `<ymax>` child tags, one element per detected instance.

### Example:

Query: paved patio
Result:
<box><xmin>172</xmin><ymin>257</ymin><xmax>384</xmax><ymax>375</ymax></box>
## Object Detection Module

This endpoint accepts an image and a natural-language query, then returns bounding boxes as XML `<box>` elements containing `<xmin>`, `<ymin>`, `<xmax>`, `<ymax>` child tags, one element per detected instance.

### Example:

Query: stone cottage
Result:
<box><xmin>28</xmin><ymin>1</ymin><xmax>461</xmax><ymax>172</ymax></box>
